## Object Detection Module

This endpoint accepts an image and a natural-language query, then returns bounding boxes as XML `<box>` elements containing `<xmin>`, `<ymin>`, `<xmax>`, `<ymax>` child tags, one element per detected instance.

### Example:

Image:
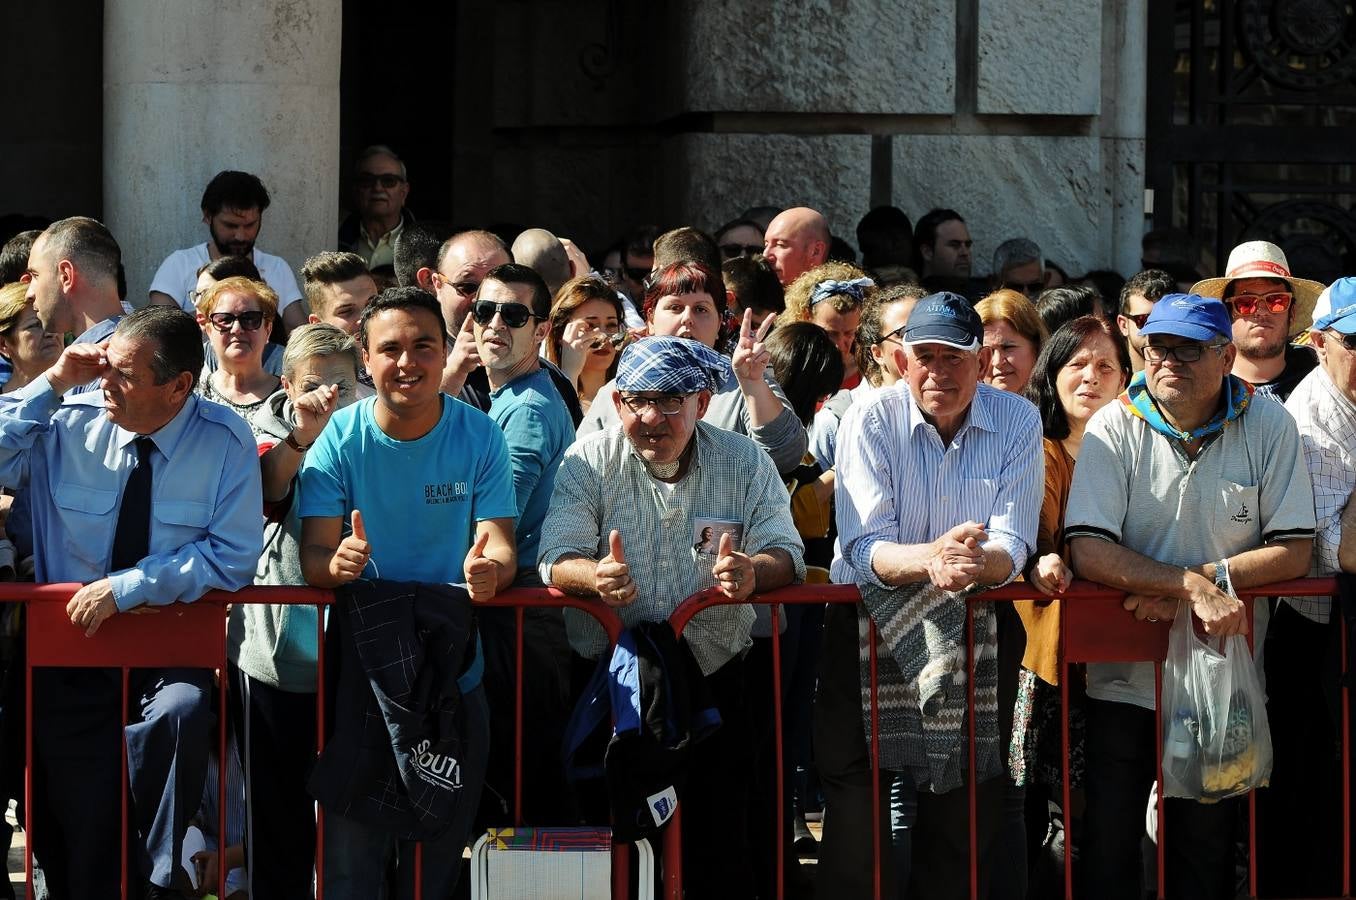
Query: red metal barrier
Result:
<box><xmin>10</xmin><ymin>584</ymin><xmax>629</xmax><ymax>899</ymax></box>
<box><xmin>666</xmin><ymin>577</ymin><xmax>1342</xmax><ymax>900</ymax></box>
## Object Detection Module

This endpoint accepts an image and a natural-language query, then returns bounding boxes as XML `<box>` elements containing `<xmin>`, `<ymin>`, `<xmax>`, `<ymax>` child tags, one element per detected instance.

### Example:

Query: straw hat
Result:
<box><xmin>1190</xmin><ymin>240</ymin><xmax>1326</xmax><ymax>335</ymax></box>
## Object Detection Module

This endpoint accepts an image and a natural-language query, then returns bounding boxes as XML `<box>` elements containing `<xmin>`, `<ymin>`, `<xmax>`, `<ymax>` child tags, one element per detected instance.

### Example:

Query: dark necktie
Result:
<box><xmin>110</xmin><ymin>437</ymin><xmax>154</xmax><ymax>572</ymax></box>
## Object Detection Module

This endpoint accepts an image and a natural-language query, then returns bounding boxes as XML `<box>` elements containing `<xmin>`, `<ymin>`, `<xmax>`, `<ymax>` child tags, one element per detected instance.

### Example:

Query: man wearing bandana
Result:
<box><xmin>539</xmin><ymin>335</ymin><xmax>805</xmax><ymax>897</ymax></box>
<box><xmin>1065</xmin><ymin>294</ymin><xmax>1315</xmax><ymax>900</ymax></box>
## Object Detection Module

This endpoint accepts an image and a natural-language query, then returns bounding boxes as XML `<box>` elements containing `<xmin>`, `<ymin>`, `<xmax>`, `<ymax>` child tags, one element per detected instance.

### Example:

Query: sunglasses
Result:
<box><xmin>1227</xmin><ymin>291</ymin><xmax>1293</xmax><ymax>317</ymax></box>
<box><xmin>207</xmin><ymin>311</ymin><xmax>266</xmax><ymax>332</ymax></box>
<box><xmin>878</xmin><ymin>323</ymin><xmax>908</xmax><ymax>345</ymax></box>
<box><xmin>1124</xmin><ymin>312</ymin><xmax>1151</xmax><ymax>329</ymax></box>
<box><xmin>619</xmin><ymin>393</ymin><xmax>691</xmax><ymax>416</ymax></box>
<box><xmin>472</xmin><ymin>300</ymin><xmax>537</xmax><ymax>328</ymax></box>
<box><xmin>355</xmin><ymin>173</ymin><xmax>405</xmax><ymax>190</ymax></box>
<box><xmin>435</xmin><ymin>273</ymin><xmax>480</xmax><ymax>297</ymax></box>
<box><xmin>1142</xmin><ymin>342</ymin><xmax>1225</xmax><ymax>364</ymax></box>
<box><xmin>1329</xmin><ymin>330</ymin><xmax>1356</xmax><ymax>353</ymax></box>
<box><xmin>720</xmin><ymin>243</ymin><xmax>763</xmax><ymax>259</ymax></box>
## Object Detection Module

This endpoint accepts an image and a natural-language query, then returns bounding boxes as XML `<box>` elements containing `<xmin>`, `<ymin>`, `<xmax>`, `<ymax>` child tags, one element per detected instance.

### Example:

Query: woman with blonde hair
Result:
<box><xmin>976</xmin><ymin>288</ymin><xmax>1048</xmax><ymax>394</ymax></box>
<box><xmin>194</xmin><ymin>276</ymin><xmax>281</xmax><ymax>435</ymax></box>
<box><xmin>0</xmin><ymin>282</ymin><xmax>61</xmax><ymax>394</ymax></box>
<box><xmin>778</xmin><ymin>261</ymin><xmax>876</xmax><ymax>390</ymax></box>
<box><xmin>544</xmin><ymin>276</ymin><xmax>626</xmax><ymax>414</ymax></box>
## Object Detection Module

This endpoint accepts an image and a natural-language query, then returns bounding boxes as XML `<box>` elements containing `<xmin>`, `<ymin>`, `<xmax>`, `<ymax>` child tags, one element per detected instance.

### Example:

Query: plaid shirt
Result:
<box><xmin>538</xmin><ymin>421</ymin><xmax>805</xmax><ymax>674</ymax></box>
<box><xmin>1282</xmin><ymin>367</ymin><xmax>1356</xmax><ymax>623</ymax></box>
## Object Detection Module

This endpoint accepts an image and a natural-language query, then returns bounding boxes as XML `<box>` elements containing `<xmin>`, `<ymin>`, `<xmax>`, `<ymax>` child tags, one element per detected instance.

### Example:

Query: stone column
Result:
<box><xmin>103</xmin><ymin>0</ymin><xmax>342</xmax><ymax>304</ymax></box>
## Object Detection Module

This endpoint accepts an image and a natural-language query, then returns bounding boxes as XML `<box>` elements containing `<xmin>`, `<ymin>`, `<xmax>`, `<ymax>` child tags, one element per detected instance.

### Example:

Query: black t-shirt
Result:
<box><xmin>1251</xmin><ymin>343</ymin><xmax>1317</xmax><ymax>403</ymax></box>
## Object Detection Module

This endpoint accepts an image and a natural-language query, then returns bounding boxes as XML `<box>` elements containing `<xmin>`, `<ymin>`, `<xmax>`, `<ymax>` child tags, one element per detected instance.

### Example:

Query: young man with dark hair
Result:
<box><xmin>301</xmin><ymin>251</ymin><xmax>376</xmax><ymax>335</ymax></box>
<box><xmin>149</xmin><ymin>170</ymin><xmax>306</xmax><ymax>331</ymax></box>
<box><xmin>912</xmin><ymin>208</ymin><xmax>972</xmax><ymax>285</ymax></box>
<box><xmin>24</xmin><ymin>216</ymin><xmax>126</xmax><ymax>344</ymax></box>
<box><xmin>392</xmin><ymin>224</ymin><xmax>442</xmax><ymax>293</ymax></box>
<box><xmin>1117</xmin><ymin>268</ymin><xmax>1176</xmax><ymax>371</ymax></box>
<box><xmin>299</xmin><ymin>286</ymin><xmax>516</xmax><ymax>897</ymax></box>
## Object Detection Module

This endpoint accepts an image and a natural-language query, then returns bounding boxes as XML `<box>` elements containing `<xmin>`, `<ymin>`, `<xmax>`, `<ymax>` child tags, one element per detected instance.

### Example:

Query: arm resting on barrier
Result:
<box><xmin>301</xmin><ymin>512</ymin><xmax>370</xmax><ymax>588</ymax></box>
<box><xmin>464</xmin><ymin>517</ymin><xmax>516</xmax><ymax>601</ymax></box>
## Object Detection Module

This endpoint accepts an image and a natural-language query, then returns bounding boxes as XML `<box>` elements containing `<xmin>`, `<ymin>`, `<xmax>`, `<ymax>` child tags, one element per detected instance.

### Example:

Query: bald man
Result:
<box><xmin>763</xmin><ymin>207</ymin><xmax>830</xmax><ymax>286</ymax></box>
<box><xmin>511</xmin><ymin>228</ymin><xmax>573</xmax><ymax>296</ymax></box>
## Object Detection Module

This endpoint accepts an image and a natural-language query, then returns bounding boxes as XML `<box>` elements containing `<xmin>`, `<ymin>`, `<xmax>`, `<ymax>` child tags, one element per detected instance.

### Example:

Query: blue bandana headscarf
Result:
<box><xmin>810</xmin><ymin>277</ymin><xmax>874</xmax><ymax>307</ymax></box>
<box><xmin>616</xmin><ymin>336</ymin><xmax>733</xmax><ymax>394</ymax></box>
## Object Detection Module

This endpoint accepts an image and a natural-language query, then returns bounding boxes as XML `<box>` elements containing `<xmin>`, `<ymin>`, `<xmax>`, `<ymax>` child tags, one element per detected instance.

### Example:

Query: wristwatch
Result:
<box><xmin>283</xmin><ymin>431</ymin><xmax>312</xmax><ymax>453</ymax></box>
<box><xmin>1213</xmin><ymin>557</ymin><xmax>1233</xmax><ymax>596</ymax></box>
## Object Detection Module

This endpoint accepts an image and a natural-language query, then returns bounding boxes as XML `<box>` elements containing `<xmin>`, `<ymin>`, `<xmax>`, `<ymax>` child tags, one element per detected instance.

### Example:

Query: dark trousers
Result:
<box><xmin>1256</xmin><ymin>602</ymin><xmax>1343</xmax><ymax>897</ymax></box>
<box><xmin>227</xmin><ymin>663</ymin><xmax>317</xmax><ymax>900</ymax></box>
<box><xmin>814</xmin><ymin>602</ymin><xmax>1003</xmax><ymax>900</ymax></box>
<box><xmin>33</xmin><ymin>666</ymin><xmax>212</xmax><ymax>898</ymax></box>
<box><xmin>1083</xmin><ymin>697</ymin><xmax>1237</xmax><ymax>900</ymax></box>
<box><xmin>569</xmin><ymin>651</ymin><xmax>754</xmax><ymax>898</ymax></box>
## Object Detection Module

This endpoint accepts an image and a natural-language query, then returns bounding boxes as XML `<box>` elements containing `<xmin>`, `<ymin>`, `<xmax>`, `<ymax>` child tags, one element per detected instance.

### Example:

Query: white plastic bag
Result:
<box><xmin>1160</xmin><ymin>600</ymin><xmax>1272</xmax><ymax>801</ymax></box>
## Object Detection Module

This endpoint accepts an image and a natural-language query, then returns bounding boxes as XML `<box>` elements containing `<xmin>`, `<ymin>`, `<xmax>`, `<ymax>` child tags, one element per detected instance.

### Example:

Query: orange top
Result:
<box><xmin>1014</xmin><ymin>438</ymin><xmax>1075</xmax><ymax>684</ymax></box>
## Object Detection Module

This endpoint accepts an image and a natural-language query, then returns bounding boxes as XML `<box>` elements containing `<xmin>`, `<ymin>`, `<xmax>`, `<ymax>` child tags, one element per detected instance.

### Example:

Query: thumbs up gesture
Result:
<box><xmin>330</xmin><ymin>509</ymin><xmax>371</xmax><ymax>584</ymax></box>
<box><xmin>463</xmin><ymin>530</ymin><xmax>498</xmax><ymax>602</ymax></box>
<box><xmin>711</xmin><ymin>531</ymin><xmax>756</xmax><ymax>601</ymax></box>
<box><xmin>596</xmin><ymin>529</ymin><xmax>635</xmax><ymax>608</ymax></box>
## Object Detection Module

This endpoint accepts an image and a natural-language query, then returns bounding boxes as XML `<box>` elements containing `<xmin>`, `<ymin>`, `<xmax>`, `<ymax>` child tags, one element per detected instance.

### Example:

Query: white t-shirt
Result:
<box><xmin>148</xmin><ymin>242</ymin><xmax>304</xmax><ymax>312</ymax></box>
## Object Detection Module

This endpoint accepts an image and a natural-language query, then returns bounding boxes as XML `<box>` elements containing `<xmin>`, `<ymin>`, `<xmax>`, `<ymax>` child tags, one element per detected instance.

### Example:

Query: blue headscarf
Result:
<box><xmin>810</xmin><ymin>277</ymin><xmax>874</xmax><ymax>307</ymax></box>
<box><xmin>615</xmin><ymin>336</ymin><xmax>733</xmax><ymax>394</ymax></box>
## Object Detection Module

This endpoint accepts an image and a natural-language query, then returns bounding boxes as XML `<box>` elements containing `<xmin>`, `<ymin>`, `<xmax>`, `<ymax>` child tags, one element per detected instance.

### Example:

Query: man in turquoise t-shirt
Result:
<box><xmin>298</xmin><ymin>286</ymin><xmax>517</xmax><ymax>898</ymax></box>
<box><xmin>471</xmin><ymin>262</ymin><xmax>578</xmax><ymax>824</ymax></box>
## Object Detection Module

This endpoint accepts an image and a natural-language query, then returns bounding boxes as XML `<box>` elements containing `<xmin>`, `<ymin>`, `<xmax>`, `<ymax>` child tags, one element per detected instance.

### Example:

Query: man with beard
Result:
<box><xmin>1191</xmin><ymin>241</ymin><xmax>1325</xmax><ymax>402</ymax></box>
<box><xmin>149</xmin><ymin>170</ymin><xmax>307</xmax><ymax>332</ymax></box>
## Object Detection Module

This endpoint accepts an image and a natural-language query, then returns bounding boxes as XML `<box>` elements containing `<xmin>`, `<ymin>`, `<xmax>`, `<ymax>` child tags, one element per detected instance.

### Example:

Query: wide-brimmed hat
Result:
<box><xmin>1190</xmin><ymin>240</ymin><xmax>1325</xmax><ymax>335</ymax></box>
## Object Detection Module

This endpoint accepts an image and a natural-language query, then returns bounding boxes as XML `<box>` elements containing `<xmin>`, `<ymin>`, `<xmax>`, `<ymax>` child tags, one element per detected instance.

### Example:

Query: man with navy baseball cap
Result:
<box><xmin>1065</xmin><ymin>291</ymin><xmax>1315</xmax><ymax>898</ymax></box>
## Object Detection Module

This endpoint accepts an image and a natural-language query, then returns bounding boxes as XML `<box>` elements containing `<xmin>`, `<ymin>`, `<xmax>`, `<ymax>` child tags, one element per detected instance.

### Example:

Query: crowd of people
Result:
<box><xmin>0</xmin><ymin>144</ymin><xmax>1352</xmax><ymax>900</ymax></box>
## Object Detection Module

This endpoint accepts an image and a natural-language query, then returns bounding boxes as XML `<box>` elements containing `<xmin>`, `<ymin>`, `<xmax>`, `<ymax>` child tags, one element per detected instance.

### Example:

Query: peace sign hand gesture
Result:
<box><xmin>731</xmin><ymin>309</ymin><xmax>773</xmax><ymax>387</ymax></box>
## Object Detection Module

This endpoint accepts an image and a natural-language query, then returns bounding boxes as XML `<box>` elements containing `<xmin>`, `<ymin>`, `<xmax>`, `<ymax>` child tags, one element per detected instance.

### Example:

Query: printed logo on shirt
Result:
<box><xmin>1230</xmin><ymin>502</ymin><xmax>1252</xmax><ymax>525</ymax></box>
<box><xmin>647</xmin><ymin>786</ymin><xmax>678</xmax><ymax>827</ymax></box>
<box><xmin>425</xmin><ymin>481</ymin><xmax>469</xmax><ymax>504</ymax></box>
<box><xmin>411</xmin><ymin>738</ymin><xmax>462</xmax><ymax>790</ymax></box>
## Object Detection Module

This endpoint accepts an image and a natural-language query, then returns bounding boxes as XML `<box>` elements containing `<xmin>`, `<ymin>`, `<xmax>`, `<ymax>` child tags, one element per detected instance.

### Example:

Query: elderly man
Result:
<box><xmin>1065</xmin><ymin>294</ymin><xmax>1315</xmax><ymax>900</ymax></box>
<box><xmin>989</xmin><ymin>237</ymin><xmax>1045</xmax><ymax>300</ymax></box>
<box><xmin>0</xmin><ymin>306</ymin><xmax>262</xmax><ymax>899</ymax></box>
<box><xmin>823</xmin><ymin>291</ymin><xmax>1042</xmax><ymax>900</ymax></box>
<box><xmin>763</xmin><ymin>207</ymin><xmax>830</xmax><ymax>286</ymax></box>
<box><xmin>1253</xmin><ymin>278</ymin><xmax>1356</xmax><ymax>896</ymax></box>
<box><xmin>338</xmin><ymin>145</ymin><xmax>414</xmax><ymax>270</ymax></box>
<box><xmin>148</xmin><ymin>170</ymin><xmax>307</xmax><ymax>332</ymax></box>
<box><xmin>1192</xmin><ymin>240</ymin><xmax>1324</xmax><ymax>401</ymax></box>
<box><xmin>540</xmin><ymin>336</ymin><xmax>805</xmax><ymax>897</ymax></box>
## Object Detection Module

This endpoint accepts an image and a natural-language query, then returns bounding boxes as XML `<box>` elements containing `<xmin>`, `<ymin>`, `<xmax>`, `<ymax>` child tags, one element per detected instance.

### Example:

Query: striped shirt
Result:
<box><xmin>538</xmin><ymin>421</ymin><xmax>806</xmax><ymax>674</ymax></box>
<box><xmin>832</xmin><ymin>382</ymin><xmax>1042</xmax><ymax>587</ymax></box>
<box><xmin>1282</xmin><ymin>365</ymin><xmax>1356</xmax><ymax>623</ymax></box>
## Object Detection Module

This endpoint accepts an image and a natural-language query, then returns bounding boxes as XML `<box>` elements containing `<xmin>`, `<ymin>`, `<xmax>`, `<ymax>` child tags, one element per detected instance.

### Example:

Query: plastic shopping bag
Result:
<box><xmin>1160</xmin><ymin>600</ymin><xmax>1272</xmax><ymax>801</ymax></box>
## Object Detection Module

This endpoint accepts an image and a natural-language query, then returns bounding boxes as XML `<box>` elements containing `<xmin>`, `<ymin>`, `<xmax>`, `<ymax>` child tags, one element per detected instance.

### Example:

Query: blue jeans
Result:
<box><xmin>322</xmin><ymin>810</ymin><xmax>466</xmax><ymax>899</ymax></box>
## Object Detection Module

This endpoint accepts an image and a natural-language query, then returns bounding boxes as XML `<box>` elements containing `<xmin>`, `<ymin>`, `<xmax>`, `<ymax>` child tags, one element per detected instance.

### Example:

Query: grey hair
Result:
<box><xmin>354</xmin><ymin>144</ymin><xmax>407</xmax><ymax>181</ymax></box>
<box><xmin>992</xmin><ymin>238</ymin><xmax>1043</xmax><ymax>277</ymax></box>
<box><xmin>280</xmin><ymin>323</ymin><xmax>361</xmax><ymax>383</ymax></box>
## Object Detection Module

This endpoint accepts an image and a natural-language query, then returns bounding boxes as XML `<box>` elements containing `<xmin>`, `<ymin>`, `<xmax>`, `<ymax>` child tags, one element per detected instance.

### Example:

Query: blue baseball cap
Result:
<box><xmin>1139</xmin><ymin>293</ymin><xmax>1233</xmax><ymax>342</ymax></box>
<box><xmin>903</xmin><ymin>291</ymin><xmax>983</xmax><ymax>351</ymax></box>
<box><xmin>1312</xmin><ymin>278</ymin><xmax>1356</xmax><ymax>335</ymax></box>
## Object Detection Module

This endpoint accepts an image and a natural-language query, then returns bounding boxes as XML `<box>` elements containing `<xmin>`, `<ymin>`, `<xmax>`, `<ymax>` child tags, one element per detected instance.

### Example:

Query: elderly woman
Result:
<box><xmin>977</xmin><ymin>288</ymin><xmax>1048</xmax><ymax>394</ymax></box>
<box><xmin>0</xmin><ymin>282</ymin><xmax>61</xmax><ymax>394</ymax></box>
<box><xmin>229</xmin><ymin>323</ymin><xmax>362</xmax><ymax>899</ymax></box>
<box><xmin>576</xmin><ymin>260</ymin><xmax>806</xmax><ymax>474</ymax></box>
<box><xmin>779</xmin><ymin>261</ymin><xmax>876</xmax><ymax>390</ymax></box>
<box><xmin>544</xmin><ymin>275</ymin><xmax>626</xmax><ymax>414</ymax></box>
<box><xmin>194</xmin><ymin>276</ymin><xmax>282</xmax><ymax>434</ymax></box>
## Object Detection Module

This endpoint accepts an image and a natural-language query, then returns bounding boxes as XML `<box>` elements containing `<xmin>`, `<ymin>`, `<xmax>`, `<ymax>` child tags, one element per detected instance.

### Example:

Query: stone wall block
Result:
<box><xmin>976</xmin><ymin>0</ymin><xmax>1101</xmax><ymax>115</ymax></box>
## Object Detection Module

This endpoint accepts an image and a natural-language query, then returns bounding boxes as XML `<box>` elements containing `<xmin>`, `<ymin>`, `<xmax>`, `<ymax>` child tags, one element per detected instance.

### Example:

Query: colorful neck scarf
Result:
<box><xmin>1120</xmin><ymin>370</ymin><xmax>1252</xmax><ymax>442</ymax></box>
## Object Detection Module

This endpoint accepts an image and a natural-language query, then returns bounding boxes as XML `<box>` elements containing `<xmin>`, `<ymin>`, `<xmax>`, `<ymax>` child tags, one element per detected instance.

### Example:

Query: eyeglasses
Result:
<box><xmin>1123</xmin><ymin>313</ymin><xmax>1151</xmax><ymax>329</ymax></box>
<box><xmin>207</xmin><ymin>311</ymin><xmax>266</xmax><ymax>332</ymax></box>
<box><xmin>1142</xmin><ymin>342</ymin><xmax>1225</xmax><ymax>364</ymax></box>
<box><xmin>471</xmin><ymin>300</ymin><xmax>537</xmax><ymax>329</ymax></box>
<box><xmin>435</xmin><ymin>273</ymin><xmax>479</xmax><ymax>298</ymax></box>
<box><xmin>1227</xmin><ymin>291</ymin><xmax>1293</xmax><ymax>317</ymax></box>
<box><xmin>619</xmin><ymin>394</ymin><xmax>691</xmax><ymax>416</ymax></box>
<box><xmin>1329</xmin><ymin>330</ymin><xmax>1356</xmax><ymax>353</ymax></box>
<box><xmin>720</xmin><ymin>243</ymin><xmax>763</xmax><ymax>260</ymax></box>
<box><xmin>355</xmin><ymin>173</ymin><xmax>405</xmax><ymax>190</ymax></box>
<box><xmin>878</xmin><ymin>323</ymin><xmax>908</xmax><ymax>346</ymax></box>
<box><xmin>1004</xmin><ymin>280</ymin><xmax>1044</xmax><ymax>296</ymax></box>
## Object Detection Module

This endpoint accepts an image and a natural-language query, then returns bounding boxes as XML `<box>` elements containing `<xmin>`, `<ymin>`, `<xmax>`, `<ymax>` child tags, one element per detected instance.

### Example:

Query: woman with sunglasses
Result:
<box><xmin>544</xmin><ymin>275</ymin><xmax>626</xmax><ymax>414</ymax></box>
<box><xmin>1009</xmin><ymin>315</ymin><xmax>1131</xmax><ymax>881</ymax></box>
<box><xmin>575</xmin><ymin>260</ymin><xmax>807</xmax><ymax>474</ymax></box>
<box><xmin>194</xmin><ymin>276</ymin><xmax>281</xmax><ymax>437</ymax></box>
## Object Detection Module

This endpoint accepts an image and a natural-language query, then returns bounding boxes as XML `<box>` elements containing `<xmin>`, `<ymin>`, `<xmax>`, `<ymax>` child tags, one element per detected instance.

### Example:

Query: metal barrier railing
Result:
<box><xmin>5</xmin><ymin>576</ymin><xmax>1345</xmax><ymax>898</ymax></box>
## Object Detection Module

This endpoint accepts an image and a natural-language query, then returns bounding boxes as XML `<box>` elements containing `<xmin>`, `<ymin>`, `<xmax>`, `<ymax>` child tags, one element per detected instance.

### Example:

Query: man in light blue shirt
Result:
<box><xmin>0</xmin><ymin>306</ymin><xmax>263</xmax><ymax>899</ymax></box>
<box><xmin>823</xmin><ymin>292</ymin><xmax>1042</xmax><ymax>900</ymax></box>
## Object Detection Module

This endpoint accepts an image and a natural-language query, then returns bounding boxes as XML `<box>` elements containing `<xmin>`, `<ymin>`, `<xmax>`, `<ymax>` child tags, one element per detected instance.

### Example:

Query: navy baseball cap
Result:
<box><xmin>1312</xmin><ymin>278</ymin><xmax>1356</xmax><ymax>335</ymax></box>
<box><xmin>903</xmin><ymin>291</ymin><xmax>983</xmax><ymax>351</ymax></box>
<box><xmin>1139</xmin><ymin>293</ymin><xmax>1233</xmax><ymax>342</ymax></box>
